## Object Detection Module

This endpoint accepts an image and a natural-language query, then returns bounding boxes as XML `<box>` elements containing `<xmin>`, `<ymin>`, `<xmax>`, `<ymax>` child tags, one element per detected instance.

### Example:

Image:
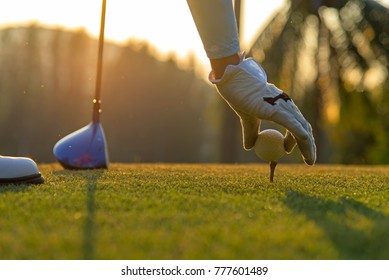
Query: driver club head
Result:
<box><xmin>53</xmin><ymin>122</ymin><xmax>109</xmax><ymax>169</ymax></box>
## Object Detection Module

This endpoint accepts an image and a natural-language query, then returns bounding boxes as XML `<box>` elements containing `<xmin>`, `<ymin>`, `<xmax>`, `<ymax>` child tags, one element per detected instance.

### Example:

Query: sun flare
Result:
<box><xmin>0</xmin><ymin>0</ymin><xmax>285</xmax><ymax>70</ymax></box>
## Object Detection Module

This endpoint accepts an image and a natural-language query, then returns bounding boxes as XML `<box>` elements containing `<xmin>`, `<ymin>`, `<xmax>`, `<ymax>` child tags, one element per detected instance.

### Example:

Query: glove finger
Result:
<box><xmin>272</xmin><ymin>103</ymin><xmax>316</xmax><ymax>165</ymax></box>
<box><xmin>284</xmin><ymin>130</ymin><xmax>297</xmax><ymax>154</ymax></box>
<box><xmin>238</xmin><ymin>111</ymin><xmax>260</xmax><ymax>150</ymax></box>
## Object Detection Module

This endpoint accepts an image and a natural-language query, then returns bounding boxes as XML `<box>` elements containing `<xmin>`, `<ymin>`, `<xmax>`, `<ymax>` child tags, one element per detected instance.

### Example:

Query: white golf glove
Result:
<box><xmin>209</xmin><ymin>52</ymin><xmax>316</xmax><ymax>165</ymax></box>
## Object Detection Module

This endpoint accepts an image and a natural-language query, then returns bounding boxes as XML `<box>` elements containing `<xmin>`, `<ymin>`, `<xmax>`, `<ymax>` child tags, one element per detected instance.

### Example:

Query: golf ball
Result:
<box><xmin>254</xmin><ymin>129</ymin><xmax>286</xmax><ymax>162</ymax></box>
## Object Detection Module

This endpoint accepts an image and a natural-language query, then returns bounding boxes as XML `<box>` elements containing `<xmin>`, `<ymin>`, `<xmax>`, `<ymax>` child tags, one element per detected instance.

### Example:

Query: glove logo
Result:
<box><xmin>263</xmin><ymin>92</ymin><xmax>292</xmax><ymax>106</ymax></box>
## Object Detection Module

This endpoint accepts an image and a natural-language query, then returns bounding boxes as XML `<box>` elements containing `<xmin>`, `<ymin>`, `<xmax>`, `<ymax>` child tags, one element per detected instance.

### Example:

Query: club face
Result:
<box><xmin>53</xmin><ymin>122</ymin><xmax>109</xmax><ymax>169</ymax></box>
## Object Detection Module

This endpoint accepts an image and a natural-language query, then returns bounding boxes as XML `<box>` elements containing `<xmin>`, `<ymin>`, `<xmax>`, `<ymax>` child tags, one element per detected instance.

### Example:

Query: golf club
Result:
<box><xmin>53</xmin><ymin>0</ymin><xmax>109</xmax><ymax>169</ymax></box>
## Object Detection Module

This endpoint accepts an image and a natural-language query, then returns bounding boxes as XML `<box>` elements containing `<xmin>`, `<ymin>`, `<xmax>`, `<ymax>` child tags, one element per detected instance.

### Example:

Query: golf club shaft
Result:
<box><xmin>93</xmin><ymin>0</ymin><xmax>107</xmax><ymax>123</ymax></box>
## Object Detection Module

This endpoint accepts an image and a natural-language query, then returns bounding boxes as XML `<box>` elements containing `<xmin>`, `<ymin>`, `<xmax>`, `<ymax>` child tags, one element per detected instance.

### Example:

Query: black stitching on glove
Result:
<box><xmin>263</xmin><ymin>92</ymin><xmax>292</xmax><ymax>106</ymax></box>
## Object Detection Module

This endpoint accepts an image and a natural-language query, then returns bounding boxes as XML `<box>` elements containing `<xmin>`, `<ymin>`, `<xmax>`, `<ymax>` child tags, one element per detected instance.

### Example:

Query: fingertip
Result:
<box><xmin>283</xmin><ymin>131</ymin><xmax>296</xmax><ymax>153</ymax></box>
<box><xmin>304</xmin><ymin>158</ymin><xmax>316</xmax><ymax>165</ymax></box>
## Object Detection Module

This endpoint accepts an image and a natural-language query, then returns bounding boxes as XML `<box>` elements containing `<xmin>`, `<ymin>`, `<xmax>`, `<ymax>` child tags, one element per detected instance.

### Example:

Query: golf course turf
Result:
<box><xmin>0</xmin><ymin>163</ymin><xmax>388</xmax><ymax>260</ymax></box>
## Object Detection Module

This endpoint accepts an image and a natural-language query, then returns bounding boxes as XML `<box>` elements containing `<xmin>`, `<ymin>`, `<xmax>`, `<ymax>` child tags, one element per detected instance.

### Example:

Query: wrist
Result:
<box><xmin>210</xmin><ymin>53</ymin><xmax>240</xmax><ymax>79</ymax></box>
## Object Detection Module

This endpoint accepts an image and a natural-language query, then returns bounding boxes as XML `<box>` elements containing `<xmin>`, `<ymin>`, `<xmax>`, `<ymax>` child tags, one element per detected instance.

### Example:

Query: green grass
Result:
<box><xmin>0</xmin><ymin>163</ymin><xmax>388</xmax><ymax>260</ymax></box>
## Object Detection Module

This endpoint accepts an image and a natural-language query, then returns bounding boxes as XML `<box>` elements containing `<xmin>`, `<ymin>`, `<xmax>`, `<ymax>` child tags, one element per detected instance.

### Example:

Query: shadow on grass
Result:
<box><xmin>54</xmin><ymin>169</ymin><xmax>105</xmax><ymax>260</ymax></box>
<box><xmin>284</xmin><ymin>190</ymin><xmax>389</xmax><ymax>259</ymax></box>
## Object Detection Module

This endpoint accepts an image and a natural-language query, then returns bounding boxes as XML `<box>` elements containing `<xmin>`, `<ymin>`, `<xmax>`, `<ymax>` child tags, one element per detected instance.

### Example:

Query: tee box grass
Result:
<box><xmin>0</xmin><ymin>163</ymin><xmax>388</xmax><ymax>259</ymax></box>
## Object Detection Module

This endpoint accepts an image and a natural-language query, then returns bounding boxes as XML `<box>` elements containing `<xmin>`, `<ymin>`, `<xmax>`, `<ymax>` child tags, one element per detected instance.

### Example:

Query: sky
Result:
<box><xmin>0</xmin><ymin>0</ymin><xmax>286</xmax><ymax>73</ymax></box>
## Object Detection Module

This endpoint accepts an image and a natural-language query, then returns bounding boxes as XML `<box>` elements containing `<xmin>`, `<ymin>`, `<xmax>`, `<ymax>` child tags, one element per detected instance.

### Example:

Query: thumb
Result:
<box><xmin>284</xmin><ymin>130</ymin><xmax>297</xmax><ymax>154</ymax></box>
<box><xmin>239</xmin><ymin>113</ymin><xmax>260</xmax><ymax>150</ymax></box>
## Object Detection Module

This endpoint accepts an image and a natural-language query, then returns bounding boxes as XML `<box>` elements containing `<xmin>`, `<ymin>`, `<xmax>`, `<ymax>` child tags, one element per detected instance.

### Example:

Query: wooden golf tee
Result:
<box><xmin>270</xmin><ymin>161</ymin><xmax>277</xmax><ymax>183</ymax></box>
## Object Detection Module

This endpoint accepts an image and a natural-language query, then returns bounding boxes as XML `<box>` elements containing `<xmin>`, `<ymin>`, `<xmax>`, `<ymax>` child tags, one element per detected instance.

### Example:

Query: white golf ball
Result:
<box><xmin>254</xmin><ymin>129</ymin><xmax>286</xmax><ymax>162</ymax></box>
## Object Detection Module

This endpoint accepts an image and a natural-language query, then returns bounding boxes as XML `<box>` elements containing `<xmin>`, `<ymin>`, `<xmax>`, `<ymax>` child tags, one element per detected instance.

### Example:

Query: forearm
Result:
<box><xmin>186</xmin><ymin>0</ymin><xmax>240</xmax><ymax>59</ymax></box>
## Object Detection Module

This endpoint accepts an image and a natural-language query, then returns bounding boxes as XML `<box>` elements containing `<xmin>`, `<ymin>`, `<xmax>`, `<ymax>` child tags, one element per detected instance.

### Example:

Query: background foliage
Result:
<box><xmin>1</xmin><ymin>0</ymin><xmax>388</xmax><ymax>164</ymax></box>
<box><xmin>0</xmin><ymin>25</ymin><xmax>226</xmax><ymax>163</ymax></box>
<box><xmin>249</xmin><ymin>0</ymin><xmax>389</xmax><ymax>164</ymax></box>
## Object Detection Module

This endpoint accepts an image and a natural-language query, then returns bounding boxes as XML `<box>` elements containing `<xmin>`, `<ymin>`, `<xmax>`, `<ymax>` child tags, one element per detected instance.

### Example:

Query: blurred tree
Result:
<box><xmin>248</xmin><ymin>0</ymin><xmax>389</xmax><ymax>163</ymax></box>
<box><xmin>102</xmin><ymin>41</ymin><xmax>215</xmax><ymax>162</ymax></box>
<box><xmin>217</xmin><ymin>0</ymin><xmax>243</xmax><ymax>163</ymax></box>
<box><xmin>0</xmin><ymin>25</ymin><xmax>43</xmax><ymax>155</ymax></box>
<box><xmin>0</xmin><ymin>25</ymin><xmax>216</xmax><ymax>163</ymax></box>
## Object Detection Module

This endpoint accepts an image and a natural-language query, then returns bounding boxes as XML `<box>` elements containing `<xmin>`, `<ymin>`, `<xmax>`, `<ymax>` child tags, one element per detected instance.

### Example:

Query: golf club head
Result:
<box><xmin>53</xmin><ymin>122</ymin><xmax>109</xmax><ymax>169</ymax></box>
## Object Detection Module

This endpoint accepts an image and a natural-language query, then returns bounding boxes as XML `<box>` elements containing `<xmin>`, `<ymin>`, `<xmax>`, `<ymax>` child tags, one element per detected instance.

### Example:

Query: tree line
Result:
<box><xmin>0</xmin><ymin>25</ymin><xmax>232</xmax><ymax>163</ymax></box>
<box><xmin>1</xmin><ymin>11</ymin><xmax>388</xmax><ymax>165</ymax></box>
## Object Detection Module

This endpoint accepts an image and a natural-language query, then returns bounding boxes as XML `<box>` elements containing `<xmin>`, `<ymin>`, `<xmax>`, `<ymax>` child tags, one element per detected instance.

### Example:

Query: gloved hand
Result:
<box><xmin>209</xmin><ymin>52</ymin><xmax>316</xmax><ymax>165</ymax></box>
